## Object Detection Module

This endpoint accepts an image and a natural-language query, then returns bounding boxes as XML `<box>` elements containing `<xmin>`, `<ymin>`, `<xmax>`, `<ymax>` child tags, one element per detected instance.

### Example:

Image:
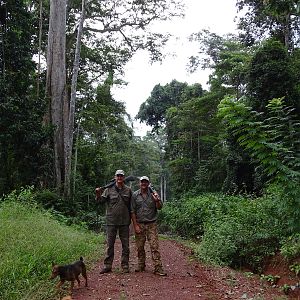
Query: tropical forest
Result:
<box><xmin>0</xmin><ymin>0</ymin><xmax>300</xmax><ymax>299</ymax></box>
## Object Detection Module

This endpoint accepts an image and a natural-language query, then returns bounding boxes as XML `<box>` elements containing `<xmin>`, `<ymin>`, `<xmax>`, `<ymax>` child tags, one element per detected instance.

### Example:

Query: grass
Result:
<box><xmin>0</xmin><ymin>200</ymin><xmax>104</xmax><ymax>300</ymax></box>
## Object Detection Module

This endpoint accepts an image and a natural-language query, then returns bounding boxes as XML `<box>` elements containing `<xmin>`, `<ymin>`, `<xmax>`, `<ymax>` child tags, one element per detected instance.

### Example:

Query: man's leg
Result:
<box><xmin>103</xmin><ymin>225</ymin><xmax>117</xmax><ymax>271</ymax></box>
<box><xmin>118</xmin><ymin>225</ymin><xmax>130</xmax><ymax>271</ymax></box>
<box><xmin>135</xmin><ymin>223</ymin><xmax>146</xmax><ymax>271</ymax></box>
<box><xmin>146</xmin><ymin>222</ymin><xmax>166</xmax><ymax>275</ymax></box>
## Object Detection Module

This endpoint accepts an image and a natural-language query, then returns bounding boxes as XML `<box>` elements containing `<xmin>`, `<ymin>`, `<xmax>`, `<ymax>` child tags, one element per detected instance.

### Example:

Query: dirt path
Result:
<box><xmin>69</xmin><ymin>238</ymin><xmax>292</xmax><ymax>300</ymax></box>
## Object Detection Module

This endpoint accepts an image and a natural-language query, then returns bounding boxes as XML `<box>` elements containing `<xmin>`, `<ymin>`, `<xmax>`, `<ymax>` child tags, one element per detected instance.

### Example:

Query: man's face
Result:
<box><xmin>115</xmin><ymin>174</ymin><xmax>125</xmax><ymax>184</ymax></box>
<box><xmin>140</xmin><ymin>179</ymin><xmax>149</xmax><ymax>190</ymax></box>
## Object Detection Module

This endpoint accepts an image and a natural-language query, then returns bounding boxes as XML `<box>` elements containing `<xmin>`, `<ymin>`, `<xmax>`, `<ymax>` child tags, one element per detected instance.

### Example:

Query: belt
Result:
<box><xmin>139</xmin><ymin>220</ymin><xmax>156</xmax><ymax>224</ymax></box>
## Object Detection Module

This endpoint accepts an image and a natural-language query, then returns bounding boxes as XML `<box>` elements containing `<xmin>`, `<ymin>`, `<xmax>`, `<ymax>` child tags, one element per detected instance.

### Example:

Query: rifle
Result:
<box><xmin>99</xmin><ymin>175</ymin><xmax>156</xmax><ymax>193</ymax></box>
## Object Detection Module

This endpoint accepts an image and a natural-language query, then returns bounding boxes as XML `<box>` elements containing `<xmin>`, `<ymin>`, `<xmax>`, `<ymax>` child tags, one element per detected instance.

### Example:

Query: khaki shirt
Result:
<box><xmin>131</xmin><ymin>189</ymin><xmax>160</xmax><ymax>223</ymax></box>
<box><xmin>101</xmin><ymin>184</ymin><xmax>132</xmax><ymax>226</ymax></box>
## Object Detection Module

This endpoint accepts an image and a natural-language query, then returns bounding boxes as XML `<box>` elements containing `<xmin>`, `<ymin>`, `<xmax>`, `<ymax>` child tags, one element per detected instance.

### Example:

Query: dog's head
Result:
<box><xmin>50</xmin><ymin>262</ymin><xmax>60</xmax><ymax>279</ymax></box>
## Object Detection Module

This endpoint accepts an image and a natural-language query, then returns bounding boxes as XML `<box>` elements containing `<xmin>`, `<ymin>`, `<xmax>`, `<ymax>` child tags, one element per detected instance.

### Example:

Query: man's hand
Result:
<box><xmin>95</xmin><ymin>187</ymin><xmax>103</xmax><ymax>201</ymax></box>
<box><xmin>134</xmin><ymin>223</ymin><xmax>142</xmax><ymax>234</ymax></box>
<box><xmin>152</xmin><ymin>192</ymin><xmax>160</xmax><ymax>202</ymax></box>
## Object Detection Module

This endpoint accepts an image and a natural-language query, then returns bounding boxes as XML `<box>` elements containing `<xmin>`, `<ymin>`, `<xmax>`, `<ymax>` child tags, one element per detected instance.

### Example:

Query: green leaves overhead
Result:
<box><xmin>237</xmin><ymin>0</ymin><xmax>300</xmax><ymax>48</ymax></box>
<box><xmin>188</xmin><ymin>30</ymin><xmax>252</xmax><ymax>96</ymax></box>
<box><xmin>67</xmin><ymin>0</ymin><xmax>184</xmax><ymax>86</ymax></box>
<box><xmin>247</xmin><ymin>39</ymin><xmax>297</xmax><ymax>112</ymax></box>
<box><xmin>136</xmin><ymin>80</ymin><xmax>203</xmax><ymax>131</ymax></box>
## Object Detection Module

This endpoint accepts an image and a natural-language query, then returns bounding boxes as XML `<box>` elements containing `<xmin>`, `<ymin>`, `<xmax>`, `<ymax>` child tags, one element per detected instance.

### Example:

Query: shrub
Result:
<box><xmin>280</xmin><ymin>233</ymin><xmax>300</xmax><ymax>260</ymax></box>
<box><xmin>195</xmin><ymin>195</ymin><xmax>287</xmax><ymax>272</ymax></box>
<box><xmin>160</xmin><ymin>193</ymin><xmax>245</xmax><ymax>239</ymax></box>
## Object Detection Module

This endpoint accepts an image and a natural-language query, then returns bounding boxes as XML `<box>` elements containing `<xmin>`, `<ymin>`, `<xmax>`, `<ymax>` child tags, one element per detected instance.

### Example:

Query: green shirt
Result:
<box><xmin>131</xmin><ymin>189</ymin><xmax>160</xmax><ymax>223</ymax></box>
<box><xmin>101</xmin><ymin>184</ymin><xmax>132</xmax><ymax>226</ymax></box>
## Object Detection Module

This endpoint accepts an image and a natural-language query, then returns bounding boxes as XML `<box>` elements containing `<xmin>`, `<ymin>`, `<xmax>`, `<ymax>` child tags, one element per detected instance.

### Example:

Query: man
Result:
<box><xmin>131</xmin><ymin>176</ymin><xmax>167</xmax><ymax>276</ymax></box>
<box><xmin>95</xmin><ymin>169</ymin><xmax>132</xmax><ymax>274</ymax></box>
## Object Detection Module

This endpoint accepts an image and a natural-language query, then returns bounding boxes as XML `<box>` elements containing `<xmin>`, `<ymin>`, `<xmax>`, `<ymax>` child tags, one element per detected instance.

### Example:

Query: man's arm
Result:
<box><xmin>95</xmin><ymin>187</ymin><xmax>107</xmax><ymax>202</ymax></box>
<box><xmin>152</xmin><ymin>192</ymin><xmax>162</xmax><ymax>209</ymax></box>
<box><xmin>131</xmin><ymin>212</ymin><xmax>141</xmax><ymax>234</ymax></box>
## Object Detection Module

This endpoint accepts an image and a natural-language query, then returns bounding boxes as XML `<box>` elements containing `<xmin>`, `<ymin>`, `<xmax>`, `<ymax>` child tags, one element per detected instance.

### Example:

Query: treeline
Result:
<box><xmin>138</xmin><ymin>39</ymin><xmax>300</xmax><ymax>201</ymax></box>
<box><xmin>136</xmin><ymin>0</ymin><xmax>300</xmax><ymax>275</ymax></box>
<box><xmin>1</xmin><ymin>1</ymin><xmax>300</xmax><ymax>236</ymax></box>
<box><xmin>0</xmin><ymin>0</ymin><xmax>179</xmax><ymax>225</ymax></box>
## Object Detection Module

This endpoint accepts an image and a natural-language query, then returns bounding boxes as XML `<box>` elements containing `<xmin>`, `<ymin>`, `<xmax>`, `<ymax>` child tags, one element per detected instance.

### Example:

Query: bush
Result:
<box><xmin>160</xmin><ymin>193</ymin><xmax>245</xmax><ymax>239</ymax></box>
<box><xmin>161</xmin><ymin>191</ymin><xmax>292</xmax><ymax>272</ymax></box>
<box><xmin>280</xmin><ymin>233</ymin><xmax>300</xmax><ymax>260</ymax></box>
<box><xmin>195</xmin><ymin>195</ymin><xmax>288</xmax><ymax>272</ymax></box>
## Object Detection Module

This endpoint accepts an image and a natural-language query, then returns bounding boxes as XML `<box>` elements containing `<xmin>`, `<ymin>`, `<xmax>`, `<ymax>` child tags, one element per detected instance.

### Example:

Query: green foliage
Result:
<box><xmin>137</xmin><ymin>80</ymin><xmax>203</xmax><ymax>131</ymax></box>
<box><xmin>218</xmin><ymin>96</ymin><xmax>300</xmax><ymax>230</ymax></box>
<box><xmin>281</xmin><ymin>283</ymin><xmax>291</xmax><ymax>295</ymax></box>
<box><xmin>165</xmin><ymin>90</ymin><xmax>226</xmax><ymax>196</ymax></box>
<box><xmin>247</xmin><ymin>39</ymin><xmax>297</xmax><ymax>112</ymax></box>
<box><xmin>280</xmin><ymin>233</ymin><xmax>300</xmax><ymax>260</ymax></box>
<box><xmin>33</xmin><ymin>189</ymin><xmax>63</xmax><ymax>210</ymax></box>
<box><xmin>236</xmin><ymin>0</ymin><xmax>300</xmax><ymax>48</ymax></box>
<box><xmin>189</xmin><ymin>30</ymin><xmax>252</xmax><ymax>97</ymax></box>
<box><xmin>0</xmin><ymin>1</ymin><xmax>50</xmax><ymax>195</ymax></box>
<box><xmin>289</xmin><ymin>263</ymin><xmax>300</xmax><ymax>276</ymax></box>
<box><xmin>162</xmin><ymin>191</ymin><xmax>293</xmax><ymax>272</ymax></box>
<box><xmin>260</xmin><ymin>274</ymin><xmax>280</xmax><ymax>285</ymax></box>
<box><xmin>196</xmin><ymin>195</ymin><xmax>286</xmax><ymax>271</ymax></box>
<box><xmin>160</xmin><ymin>193</ymin><xmax>243</xmax><ymax>239</ymax></box>
<box><xmin>0</xmin><ymin>188</ymin><xmax>103</xmax><ymax>300</ymax></box>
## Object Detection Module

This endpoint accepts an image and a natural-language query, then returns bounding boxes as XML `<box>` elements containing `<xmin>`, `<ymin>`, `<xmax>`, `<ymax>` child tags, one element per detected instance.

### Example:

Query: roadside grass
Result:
<box><xmin>0</xmin><ymin>200</ymin><xmax>104</xmax><ymax>300</ymax></box>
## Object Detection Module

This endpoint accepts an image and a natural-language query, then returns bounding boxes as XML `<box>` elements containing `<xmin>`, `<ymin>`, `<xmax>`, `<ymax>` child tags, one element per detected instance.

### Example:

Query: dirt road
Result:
<box><xmin>65</xmin><ymin>237</ymin><xmax>292</xmax><ymax>300</ymax></box>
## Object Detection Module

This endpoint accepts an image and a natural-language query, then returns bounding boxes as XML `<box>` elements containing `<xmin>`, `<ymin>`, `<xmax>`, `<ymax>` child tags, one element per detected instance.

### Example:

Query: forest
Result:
<box><xmin>0</xmin><ymin>0</ymin><xmax>300</xmax><ymax>299</ymax></box>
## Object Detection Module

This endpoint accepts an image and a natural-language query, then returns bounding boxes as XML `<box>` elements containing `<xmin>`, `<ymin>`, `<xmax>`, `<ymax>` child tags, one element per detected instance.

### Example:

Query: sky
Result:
<box><xmin>112</xmin><ymin>0</ymin><xmax>238</xmax><ymax>136</ymax></box>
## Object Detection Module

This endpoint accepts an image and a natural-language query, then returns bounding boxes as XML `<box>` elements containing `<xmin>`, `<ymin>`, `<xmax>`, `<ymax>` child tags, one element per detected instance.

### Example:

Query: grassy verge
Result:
<box><xmin>0</xmin><ymin>200</ymin><xmax>104</xmax><ymax>300</ymax></box>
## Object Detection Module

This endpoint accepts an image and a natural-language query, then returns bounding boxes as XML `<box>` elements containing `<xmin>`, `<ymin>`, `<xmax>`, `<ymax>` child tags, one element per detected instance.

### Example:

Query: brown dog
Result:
<box><xmin>50</xmin><ymin>257</ymin><xmax>88</xmax><ymax>295</ymax></box>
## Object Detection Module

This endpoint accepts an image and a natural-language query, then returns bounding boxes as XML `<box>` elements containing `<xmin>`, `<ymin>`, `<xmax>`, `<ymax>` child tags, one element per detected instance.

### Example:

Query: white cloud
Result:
<box><xmin>112</xmin><ymin>0</ymin><xmax>238</xmax><ymax>136</ymax></box>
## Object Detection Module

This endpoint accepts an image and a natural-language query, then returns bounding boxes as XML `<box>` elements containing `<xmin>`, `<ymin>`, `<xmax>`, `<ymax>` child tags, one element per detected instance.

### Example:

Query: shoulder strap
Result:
<box><xmin>115</xmin><ymin>186</ymin><xmax>130</xmax><ymax>208</ymax></box>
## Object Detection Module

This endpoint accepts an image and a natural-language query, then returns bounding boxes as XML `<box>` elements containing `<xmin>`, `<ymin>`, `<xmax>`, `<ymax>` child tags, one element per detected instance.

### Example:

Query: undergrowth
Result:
<box><xmin>0</xmin><ymin>188</ymin><xmax>104</xmax><ymax>300</ymax></box>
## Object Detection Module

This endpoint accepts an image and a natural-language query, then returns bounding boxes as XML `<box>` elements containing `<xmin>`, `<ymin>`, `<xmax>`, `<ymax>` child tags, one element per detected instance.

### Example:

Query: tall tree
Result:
<box><xmin>46</xmin><ymin>0</ymin><xmax>183</xmax><ymax>198</ymax></box>
<box><xmin>65</xmin><ymin>0</ymin><xmax>86</xmax><ymax>198</ymax></box>
<box><xmin>247</xmin><ymin>38</ymin><xmax>298</xmax><ymax>112</ymax></box>
<box><xmin>165</xmin><ymin>91</ymin><xmax>226</xmax><ymax>195</ymax></box>
<box><xmin>46</xmin><ymin>0</ymin><xmax>67</xmax><ymax>192</ymax></box>
<box><xmin>237</xmin><ymin>0</ymin><xmax>300</xmax><ymax>49</ymax></box>
<box><xmin>188</xmin><ymin>30</ymin><xmax>252</xmax><ymax>98</ymax></box>
<box><xmin>137</xmin><ymin>80</ymin><xmax>202</xmax><ymax>131</ymax></box>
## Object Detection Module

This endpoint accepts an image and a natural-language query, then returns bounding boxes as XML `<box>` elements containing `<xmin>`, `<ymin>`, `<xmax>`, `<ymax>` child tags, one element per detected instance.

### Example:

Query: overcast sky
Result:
<box><xmin>112</xmin><ymin>0</ymin><xmax>238</xmax><ymax>135</ymax></box>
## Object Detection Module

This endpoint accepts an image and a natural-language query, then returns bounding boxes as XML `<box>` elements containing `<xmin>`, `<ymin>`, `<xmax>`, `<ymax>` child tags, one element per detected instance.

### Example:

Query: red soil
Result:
<box><xmin>62</xmin><ymin>238</ymin><xmax>299</xmax><ymax>300</ymax></box>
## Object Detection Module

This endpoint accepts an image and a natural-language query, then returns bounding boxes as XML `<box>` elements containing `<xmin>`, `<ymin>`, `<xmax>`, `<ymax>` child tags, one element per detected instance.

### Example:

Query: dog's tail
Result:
<box><xmin>80</xmin><ymin>256</ymin><xmax>83</xmax><ymax>261</ymax></box>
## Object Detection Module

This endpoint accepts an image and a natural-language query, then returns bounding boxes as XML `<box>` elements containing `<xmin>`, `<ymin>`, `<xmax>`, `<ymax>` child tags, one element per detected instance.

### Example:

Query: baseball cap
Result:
<box><xmin>115</xmin><ymin>169</ymin><xmax>125</xmax><ymax>176</ymax></box>
<box><xmin>140</xmin><ymin>176</ymin><xmax>150</xmax><ymax>182</ymax></box>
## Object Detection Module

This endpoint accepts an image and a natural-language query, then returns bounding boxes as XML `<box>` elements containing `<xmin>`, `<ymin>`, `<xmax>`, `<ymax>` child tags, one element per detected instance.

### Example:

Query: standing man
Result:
<box><xmin>131</xmin><ymin>176</ymin><xmax>167</xmax><ymax>276</ymax></box>
<box><xmin>95</xmin><ymin>169</ymin><xmax>132</xmax><ymax>274</ymax></box>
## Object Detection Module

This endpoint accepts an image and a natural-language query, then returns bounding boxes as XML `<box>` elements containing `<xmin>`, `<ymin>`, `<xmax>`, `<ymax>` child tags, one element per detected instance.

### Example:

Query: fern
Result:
<box><xmin>218</xmin><ymin>97</ymin><xmax>300</xmax><ymax>231</ymax></box>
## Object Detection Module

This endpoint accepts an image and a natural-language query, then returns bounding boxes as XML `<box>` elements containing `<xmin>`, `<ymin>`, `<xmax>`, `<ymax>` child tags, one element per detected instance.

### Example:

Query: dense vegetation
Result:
<box><xmin>1</xmin><ymin>1</ymin><xmax>300</xmax><ymax>298</ymax></box>
<box><xmin>0</xmin><ymin>188</ymin><xmax>103</xmax><ymax>300</ymax></box>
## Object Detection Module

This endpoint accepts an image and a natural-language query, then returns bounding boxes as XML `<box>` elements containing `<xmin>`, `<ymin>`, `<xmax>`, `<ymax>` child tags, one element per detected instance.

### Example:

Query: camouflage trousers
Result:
<box><xmin>135</xmin><ymin>221</ymin><xmax>162</xmax><ymax>271</ymax></box>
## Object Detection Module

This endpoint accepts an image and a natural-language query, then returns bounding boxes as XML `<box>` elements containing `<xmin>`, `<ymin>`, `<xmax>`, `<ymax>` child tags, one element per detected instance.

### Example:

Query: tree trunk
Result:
<box><xmin>46</xmin><ymin>0</ymin><xmax>67</xmax><ymax>191</ymax></box>
<box><xmin>160</xmin><ymin>175</ymin><xmax>164</xmax><ymax>201</ymax></box>
<box><xmin>197</xmin><ymin>131</ymin><xmax>200</xmax><ymax>162</ymax></box>
<box><xmin>64</xmin><ymin>0</ymin><xmax>86</xmax><ymax>198</ymax></box>
<box><xmin>37</xmin><ymin>0</ymin><xmax>43</xmax><ymax>99</ymax></box>
<box><xmin>72</xmin><ymin>123</ymin><xmax>80</xmax><ymax>202</ymax></box>
<box><xmin>163</xmin><ymin>174</ymin><xmax>167</xmax><ymax>202</ymax></box>
<box><xmin>284</xmin><ymin>12</ymin><xmax>290</xmax><ymax>49</ymax></box>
